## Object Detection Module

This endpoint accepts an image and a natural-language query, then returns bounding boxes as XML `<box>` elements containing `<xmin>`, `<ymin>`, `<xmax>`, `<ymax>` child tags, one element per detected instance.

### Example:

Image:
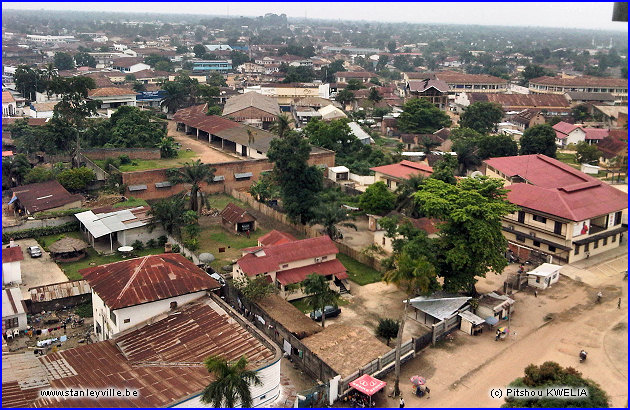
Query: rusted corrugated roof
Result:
<box><xmin>2</xmin><ymin>246</ymin><xmax>24</xmax><ymax>263</ymax></box>
<box><xmin>11</xmin><ymin>180</ymin><xmax>83</xmax><ymax>214</ymax></box>
<box><xmin>31</xmin><ymin>297</ymin><xmax>276</xmax><ymax>408</ymax></box>
<box><xmin>29</xmin><ymin>280</ymin><xmax>91</xmax><ymax>303</ymax></box>
<box><xmin>80</xmin><ymin>253</ymin><xmax>220</xmax><ymax>310</ymax></box>
<box><xmin>220</xmin><ymin>202</ymin><xmax>256</xmax><ymax>224</ymax></box>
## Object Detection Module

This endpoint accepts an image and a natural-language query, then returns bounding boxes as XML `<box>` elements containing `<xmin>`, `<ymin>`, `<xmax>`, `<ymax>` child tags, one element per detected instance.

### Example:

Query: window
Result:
<box><xmin>4</xmin><ymin>317</ymin><xmax>18</xmax><ymax>329</ymax></box>
<box><xmin>517</xmin><ymin>211</ymin><xmax>525</xmax><ymax>223</ymax></box>
<box><xmin>123</xmin><ymin>318</ymin><xmax>130</xmax><ymax>324</ymax></box>
<box><xmin>584</xmin><ymin>243</ymin><xmax>589</xmax><ymax>252</ymax></box>
<box><xmin>614</xmin><ymin>211</ymin><xmax>622</xmax><ymax>225</ymax></box>
<box><xmin>516</xmin><ymin>235</ymin><xmax>525</xmax><ymax>243</ymax></box>
<box><xmin>533</xmin><ymin>215</ymin><xmax>547</xmax><ymax>224</ymax></box>
<box><xmin>382</xmin><ymin>236</ymin><xmax>386</xmax><ymax>245</ymax></box>
<box><xmin>574</xmin><ymin>245</ymin><xmax>580</xmax><ymax>255</ymax></box>
<box><xmin>282</xmin><ymin>264</ymin><xmax>289</xmax><ymax>269</ymax></box>
<box><xmin>533</xmin><ymin>241</ymin><xmax>541</xmax><ymax>247</ymax></box>
<box><xmin>170</xmin><ymin>301</ymin><xmax>178</xmax><ymax>310</ymax></box>
<box><xmin>554</xmin><ymin>221</ymin><xmax>562</xmax><ymax>235</ymax></box>
<box><xmin>109</xmin><ymin>310</ymin><xmax>117</xmax><ymax>325</ymax></box>
<box><xmin>603</xmin><ymin>237</ymin><xmax>608</xmax><ymax>246</ymax></box>
<box><xmin>321</xmin><ymin>256</ymin><xmax>328</xmax><ymax>261</ymax></box>
<box><xmin>536</xmin><ymin>277</ymin><xmax>540</xmax><ymax>283</ymax></box>
<box><xmin>593</xmin><ymin>240</ymin><xmax>599</xmax><ymax>249</ymax></box>
<box><xmin>612</xmin><ymin>234</ymin><xmax>617</xmax><ymax>243</ymax></box>
<box><xmin>548</xmin><ymin>245</ymin><xmax>556</xmax><ymax>252</ymax></box>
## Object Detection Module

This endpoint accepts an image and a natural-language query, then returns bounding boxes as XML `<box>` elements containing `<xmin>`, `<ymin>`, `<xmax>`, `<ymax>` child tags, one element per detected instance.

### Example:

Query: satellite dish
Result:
<box><xmin>198</xmin><ymin>253</ymin><xmax>215</xmax><ymax>264</ymax></box>
<box><xmin>470</xmin><ymin>171</ymin><xmax>484</xmax><ymax>178</ymax></box>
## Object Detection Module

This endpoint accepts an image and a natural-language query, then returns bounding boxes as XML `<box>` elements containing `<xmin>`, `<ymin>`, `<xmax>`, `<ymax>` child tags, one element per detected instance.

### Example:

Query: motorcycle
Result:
<box><xmin>579</xmin><ymin>350</ymin><xmax>587</xmax><ymax>362</ymax></box>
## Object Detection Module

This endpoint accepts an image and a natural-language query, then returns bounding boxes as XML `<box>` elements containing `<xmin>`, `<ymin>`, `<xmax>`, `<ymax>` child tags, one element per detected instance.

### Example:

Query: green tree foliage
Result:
<box><xmin>249</xmin><ymin>173</ymin><xmax>280</xmax><ymax>203</ymax></box>
<box><xmin>14</xmin><ymin>65</ymin><xmax>47</xmax><ymax>101</ymax></box>
<box><xmin>148</xmin><ymin>194</ymin><xmax>187</xmax><ymax>236</ymax></box>
<box><xmin>520</xmin><ymin>65</ymin><xmax>551</xmax><ymax>86</ymax></box>
<box><xmin>161</xmin><ymin>74</ymin><xmax>200</xmax><ymax>113</ymax></box>
<box><xmin>413</xmin><ymin>177</ymin><xmax>518</xmax><ymax>293</ymax></box>
<box><xmin>48</xmin><ymin>76</ymin><xmax>99</xmax><ymax>131</ymax></box>
<box><xmin>156</xmin><ymin>136</ymin><xmax>178</xmax><ymax>158</ymax></box>
<box><xmin>398</xmin><ymin>98</ymin><xmax>452</xmax><ymax>134</ymax></box>
<box><xmin>376</xmin><ymin>318</ymin><xmax>400</xmax><ymax>346</ymax></box>
<box><xmin>132</xmin><ymin>81</ymin><xmax>146</xmax><ymax>92</ymax></box>
<box><xmin>387</xmin><ymin>40</ymin><xmax>397</xmax><ymax>53</ymax></box>
<box><xmin>193</xmin><ymin>44</ymin><xmax>206</xmax><ymax>58</ymax></box>
<box><xmin>2</xmin><ymin>154</ymin><xmax>31</xmax><ymax>188</ymax></box>
<box><xmin>450</xmin><ymin>127</ymin><xmax>484</xmax><ymax>175</ymax></box>
<box><xmin>393</xmin><ymin>175</ymin><xmax>426</xmax><ymax>218</ymax></box>
<box><xmin>24</xmin><ymin>166</ymin><xmax>54</xmax><ymax>184</ymax></box>
<box><xmin>477</xmin><ymin>134</ymin><xmax>518</xmax><ymax>159</ymax></box>
<box><xmin>335</xmin><ymin>89</ymin><xmax>355</xmax><ymax>106</ymax></box>
<box><xmin>269</xmin><ymin>114</ymin><xmax>292</xmax><ymax>138</ymax></box>
<box><xmin>176</xmin><ymin>45</ymin><xmax>188</xmax><ymax>54</ymax></box>
<box><xmin>201</xmin><ymin>355</ymin><xmax>262</xmax><ymax>408</ymax></box>
<box><xmin>459</xmin><ymin>102</ymin><xmax>504</xmax><ymax>134</ymax></box>
<box><xmin>393</xmin><ymin>55</ymin><xmax>413</xmax><ymax>72</ymax></box>
<box><xmin>431</xmin><ymin>154</ymin><xmax>458</xmax><ymax>185</ymax></box>
<box><xmin>571</xmin><ymin>104</ymin><xmax>591</xmax><ymax>122</ymax></box>
<box><xmin>321</xmin><ymin>59</ymin><xmax>346</xmax><ymax>82</ymax></box>
<box><xmin>346</xmin><ymin>79</ymin><xmax>366</xmax><ymax>90</ymax></box>
<box><xmin>281</xmin><ymin>66</ymin><xmax>316</xmax><ymax>83</ymax></box>
<box><xmin>519</xmin><ymin>124</ymin><xmax>557</xmax><ymax>158</ymax></box>
<box><xmin>359</xmin><ymin>181</ymin><xmax>396</xmax><ymax>216</ymax></box>
<box><xmin>575</xmin><ymin>141</ymin><xmax>602</xmax><ymax>165</ymax></box>
<box><xmin>312</xmin><ymin>201</ymin><xmax>357</xmax><ymax>240</ymax></box>
<box><xmin>56</xmin><ymin>167</ymin><xmax>95</xmax><ymax>191</ymax></box>
<box><xmin>167</xmin><ymin>159</ymin><xmax>216</xmax><ymax>213</ymax></box>
<box><xmin>74</xmin><ymin>52</ymin><xmax>96</xmax><ymax>68</ymax></box>
<box><xmin>53</xmin><ymin>52</ymin><xmax>75</xmax><ymax>70</ymax></box>
<box><xmin>267</xmin><ymin>132</ymin><xmax>323</xmax><ymax>224</ymax></box>
<box><xmin>230</xmin><ymin>50</ymin><xmax>250</xmax><ymax>67</ymax></box>
<box><xmin>233</xmin><ymin>276</ymin><xmax>278</xmax><ymax>302</ymax></box>
<box><xmin>368</xmin><ymin>87</ymin><xmax>382</xmax><ymax>103</ymax></box>
<box><xmin>102</xmin><ymin>106</ymin><xmax>167</xmax><ymax>148</ymax></box>
<box><xmin>207</xmin><ymin>72</ymin><xmax>228</xmax><ymax>87</ymax></box>
<box><xmin>502</xmin><ymin>362</ymin><xmax>610</xmax><ymax>408</ymax></box>
<box><xmin>144</xmin><ymin>54</ymin><xmax>173</xmax><ymax>71</ymax></box>
<box><xmin>303</xmin><ymin>273</ymin><xmax>341</xmax><ymax>328</ymax></box>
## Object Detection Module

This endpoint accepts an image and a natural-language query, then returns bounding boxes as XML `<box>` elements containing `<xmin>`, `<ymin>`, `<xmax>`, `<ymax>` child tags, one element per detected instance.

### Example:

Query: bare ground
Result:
<box><xmin>167</xmin><ymin>120</ymin><xmax>241</xmax><ymax>163</ymax></box>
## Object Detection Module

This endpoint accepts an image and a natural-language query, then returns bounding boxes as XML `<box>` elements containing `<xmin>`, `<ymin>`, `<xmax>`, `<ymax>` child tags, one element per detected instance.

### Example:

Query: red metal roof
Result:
<box><xmin>583</xmin><ymin>128</ymin><xmax>609</xmax><ymax>141</ymax></box>
<box><xmin>237</xmin><ymin>236</ymin><xmax>340</xmax><ymax>276</ymax></box>
<box><xmin>530</xmin><ymin>75</ymin><xmax>627</xmax><ymax>88</ymax></box>
<box><xmin>80</xmin><ymin>253</ymin><xmax>220</xmax><ymax>310</ymax></box>
<box><xmin>220</xmin><ymin>202</ymin><xmax>256</xmax><ymax>224</ymax></box>
<box><xmin>2</xmin><ymin>246</ymin><xmax>23</xmax><ymax>263</ymax></box>
<box><xmin>484</xmin><ymin>154</ymin><xmax>591</xmax><ymax>188</ymax></box>
<box><xmin>32</xmin><ymin>297</ymin><xmax>276</xmax><ymax>408</ymax></box>
<box><xmin>11</xmin><ymin>180</ymin><xmax>83</xmax><ymax>214</ymax></box>
<box><xmin>276</xmin><ymin>259</ymin><xmax>348</xmax><ymax>285</ymax></box>
<box><xmin>553</xmin><ymin>121</ymin><xmax>580</xmax><ymax>136</ymax></box>
<box><xmin>173</xmin><ymin>104</ymin><xmax>241</xmax><ymax>135</ymax></box>
<box><xmin>258</xmin><ymin>229</ymin><xmax>297</xmax><ymax>247</ymax></box>
<box><xmin>370</xmin><ymin>160</ymin><xmax>433</xmax><ymax>179</ymax></box>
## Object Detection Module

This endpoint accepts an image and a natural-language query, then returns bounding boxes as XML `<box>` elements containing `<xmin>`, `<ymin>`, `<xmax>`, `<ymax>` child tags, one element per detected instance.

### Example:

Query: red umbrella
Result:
<box><xmin>410</xmin><ymin>376</ymin><xmax>426</xmax><ymax>386</ymax></box>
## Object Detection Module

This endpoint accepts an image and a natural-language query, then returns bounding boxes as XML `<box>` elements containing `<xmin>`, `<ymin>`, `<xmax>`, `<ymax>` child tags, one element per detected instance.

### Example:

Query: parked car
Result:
<box><xmin>310</xmin><ymin>305</ymin><xmax>341</xmax><ymax>322</ymax></box>
<box><xmin>27</xmin><ymin>246</ymin><xmax>42</xmax><ymax>258</ymax></box>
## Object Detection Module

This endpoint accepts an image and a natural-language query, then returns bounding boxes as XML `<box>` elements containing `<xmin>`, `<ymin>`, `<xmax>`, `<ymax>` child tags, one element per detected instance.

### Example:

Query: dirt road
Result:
<box><xmin>375</xmin><ymin>255</ymin><xmax>628</xmax><ymax>408</ymax></box>
<box><xmin>14</xmin><ymin>239</ymin><xmax>69</xmax><ymax>299</ymax></box>
<box><xmin>167</xmin><ymin>120</ymin><xmax>241</xmax><ymax>163</ymax></box>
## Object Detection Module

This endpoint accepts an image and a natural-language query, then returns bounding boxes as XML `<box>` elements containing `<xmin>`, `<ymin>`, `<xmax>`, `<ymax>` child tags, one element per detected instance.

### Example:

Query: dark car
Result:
<box><xmin>310</xmin><ymin>305</ymin><xmax>341</xmax><ymax>322</ymax></box>
<box><xmin>27</xmin><ymin>245</ymin><xmax>42</xmax><ymax>258</ymax></box>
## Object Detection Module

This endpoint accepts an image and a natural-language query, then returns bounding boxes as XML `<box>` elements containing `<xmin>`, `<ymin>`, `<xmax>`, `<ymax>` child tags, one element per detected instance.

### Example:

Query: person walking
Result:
<box><xmin>399</xmin><ymin>397</ymin><xmax>405</xmax><ymax>408</ymax></box>
<box><xmin>618</xmin><ymin>297</ymin><xmax>622</xmax><ymax>309</ymax></box>
<box><xmin>534</xmin><ymin>290</ymin><xmax>538</xmax><ymax>298</ymax></box>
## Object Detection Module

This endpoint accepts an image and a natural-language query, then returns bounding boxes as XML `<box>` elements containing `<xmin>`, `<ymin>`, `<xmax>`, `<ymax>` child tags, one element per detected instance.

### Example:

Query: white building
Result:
<box><xmin>2</xmin><ymin>246</ymin><xmax>23</xmax><ymax>286</ymax></box>
<box><xmin>83</xmin><ymin>253</ymin><xmax>221</xmax><ymax>341</ymax></box>
<box><xmin>527</xmin><ymin>263</ymin><xmax>562</xmax><ymax>290</ymax></box>
<box><xmin>2</xmin><ymin>287</ymin><xmax>28</xmax><ymax>334</ymax></box>
<box><xmin>27</xmin><ymin>102</ymin><xmax>57</xmax><ymax>119</ymax></box>
<box><xmin>2</xmin><ymin>91</ymin><xmax>16</xmax><ymax>117</ymax></box>
<box><xmin>87</xmin><ymin>87</ymin><xmax>137</xmax><ymax>109</ymax></box>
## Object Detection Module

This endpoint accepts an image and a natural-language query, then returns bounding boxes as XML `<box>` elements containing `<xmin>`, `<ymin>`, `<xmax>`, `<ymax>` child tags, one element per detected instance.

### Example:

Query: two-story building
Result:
<box><xmin>82</xmin><ymin>253</ymin><xmax>220</xmax><ymax>341</ymax></box>
<box><xmin>484</xmin><ymin>154</ymin><xmax>627</xmax><ymax>263</ymax></box>
<box><xmin>87</xmin><ymin>86</ymin><xmax>137</xmax><ymax>109</ymax></box>
<box><xmin>529</xmin><ymin>75</ymin><xmax>628</xmax><ymax>106</ymax></box>
<box><xmin>405</xmin><ymin>78</ymin><xmax>449</xmax><ymax>110</ymax></box>
<box><xmin>233</xmin><ymin>235</ymin><xmax>349</xmax><ymax>300</ymax></box>
<box><xmin>405</xmin><ymin>71</ymin><xmax>508</xmax><ymax>97</ymax></box>
<box><xmin>192</xmin><ymin>59</ymin><xmax>233</xmax><ymax>73</ymax></box>
<box><xmin>335</xmin><ymin>71</ymin><xmax>377</xmax><ymax>84</ymax></box>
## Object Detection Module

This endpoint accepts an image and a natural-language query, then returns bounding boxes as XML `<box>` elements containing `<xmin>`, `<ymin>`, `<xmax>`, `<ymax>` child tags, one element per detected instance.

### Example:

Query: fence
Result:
<box><xmin>432</xmin><ymin>314</ymin><xmax>461</xmax><ymax>344</ymax></box>
<box><xmin>77</xmin><ymin>152</ymin><xmax>109</xmax><ymax>181</ymax></box>
<box><xmin>2</xmin><ymin>215</ymin><xmax>77</xmax><ymax>234</ymax></box>
<box><xmin>166</xmin><ymin>234</ymin><xmax>200</xmax><ymax>265</ymax></box>
<box><xmin>80</xmin><ymin>147</ymin><xmax>161</xmax><ymax>160</ymax></box>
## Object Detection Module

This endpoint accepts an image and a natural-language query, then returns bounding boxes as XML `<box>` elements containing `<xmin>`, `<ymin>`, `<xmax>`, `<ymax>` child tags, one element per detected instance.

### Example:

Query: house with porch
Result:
<box><xmin>483</xmin><ymin>154</ymin><xmax>627</xmax><ymax>263</ymax></box>
<box><xmin>82</xmin><ymin>253</ymin><xmax>220</xmax><ymax>341</ymax></box>
<box><xmin>222</xmin><ymin>91</ymin><xmax>280</xmax><ymax>130</ymax></box>
<box><xmin>233</xmin><ymin>235</ymin><xmax>349</xmax><ymax>300</ymax></box>
<box><xmin>87</xmin><ymin>87</ymin><xmax>137</xmax><ymax>109</ymax></box>
<box><xmin>9</xmin><ymin>180</ymin><xmax>83</xmax><ymax>216</ymax></box>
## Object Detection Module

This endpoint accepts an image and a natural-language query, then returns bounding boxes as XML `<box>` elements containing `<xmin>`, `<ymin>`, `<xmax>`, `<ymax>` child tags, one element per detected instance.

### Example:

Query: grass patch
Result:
<box><xmin>337</xmin><ymin>253</ymin><xmax>382</xmax><ymax>286</ymax></box>
<box><xmin>57</xmin><ymin>247</ymin><xmax>164</xmax><ymax>281</ymax></box>
<box><xmin>555</xmin><ymin>153</ymin><xmax>580</xmax><ymax>170</ymax></box>
<box><xmin>36</xmin><ymin>231</ymin><xmax>84</xmax><ymax>251</ymax></box>
<box><xmin>113</xmin><ymin>197</ymin><xmax>148</xmax><ymax>208</ymax></box>
<box><xmin>206</xmin><ymin>193</ymin><xmax>249</xmax><ymax>210</ymax></box>
<box><xmin>116</xmin><ymin>149</ymin><xmax>199</xmax><ymax>172</ymax></box>
<box><xmin>198</xmin><ymin>224</ymin><xmax>269</xmax><ymax>271</ymax></box>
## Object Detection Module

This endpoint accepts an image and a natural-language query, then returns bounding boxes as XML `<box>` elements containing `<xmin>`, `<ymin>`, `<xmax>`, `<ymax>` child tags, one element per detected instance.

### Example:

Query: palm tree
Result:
<box><xmin>201</xmin><ymin>355</ymin><xmax>262</xmax><ymax>408</ymax></box>
<box><xmin>156</xmin><ymin>136</ymin><xmax>178</xmax><ymax>158</ymax></box>
<box><xmin>270</xmin><ymin>114</ymin><xmax>292</xmax><ymax>138</ymax></box>
<box><xmin>147</xmin><ymin>194</ymin><xmax>187</xmax><ymax>236</ymax></box>
<box><xmin>312</xmin><ymin>202</ymin><xmax>357</xmax><ymax>240</ymax></box>
<box><xmin>383</xmin><ymin>251</ymin><xmax>435</xmax><ymax>397</ymax></box>
<box><xmin>247</xmin><ymin>129</ymin><xmax>255</xmax><ymax>146</ymax></box>
<box><xmin>393</xmin><ymin>174</ymin><xmax>426</xmax><ymax>217</ymax></box>
<box><xmin>167</xmin><ymin>159</ymin><xmax>216</xmax><ymax>213</ymax></box>
<box><xmin>303</xmin><ymin>273</ymin><xmax>340</xmax><ymax>329</ymax></box>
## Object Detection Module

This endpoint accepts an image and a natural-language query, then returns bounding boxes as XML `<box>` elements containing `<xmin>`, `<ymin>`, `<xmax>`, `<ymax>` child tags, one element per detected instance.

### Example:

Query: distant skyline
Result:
<box><xmin>2</xmin><ymin>2</ymin><xmax>627</xmax><ymax>32</ymax></box>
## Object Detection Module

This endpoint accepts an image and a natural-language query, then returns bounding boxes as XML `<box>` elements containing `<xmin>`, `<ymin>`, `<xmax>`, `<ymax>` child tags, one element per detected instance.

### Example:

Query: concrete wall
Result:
<box><xmin>2</xmin><ymin>261</ymin><xmax>22</xmax><ymax>285</ymax></box>
<box><xmin>118</xmin><ymin>225</ymin><xmax>166</xmax><ymax>247</ymax></box>
<box><xmin>3</xmin><ymin>215</ymin><xmax>77</xmax><ymax>233</ymax></box>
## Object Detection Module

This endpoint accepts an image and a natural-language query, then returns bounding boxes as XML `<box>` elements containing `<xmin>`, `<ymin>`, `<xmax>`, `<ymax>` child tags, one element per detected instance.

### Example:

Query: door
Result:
<box><xmin>554</xmin><ymin>221</ymin><xmax>562</xmax><ymax>235</ymax></box>
<box><xmin>517</xmin><ymin>211</ymin><xmax>525</xmax><ymax>223</ymax></box>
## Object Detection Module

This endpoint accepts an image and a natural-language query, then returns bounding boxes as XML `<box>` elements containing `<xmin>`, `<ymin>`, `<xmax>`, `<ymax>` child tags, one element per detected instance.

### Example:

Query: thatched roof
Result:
<box><xmin>301</xmin><ymin>324</ymin><xmax>391</xmax><ymax>378</ymax></box>
<box><xmin>48</xmin><ymin>237</ymin><xmax>88</xmax><ymax>254</ymax></box>
<box><xmin>256</xmin><ymin>294</ymin><xmax>322</xmax><ymax>339</ymax></box>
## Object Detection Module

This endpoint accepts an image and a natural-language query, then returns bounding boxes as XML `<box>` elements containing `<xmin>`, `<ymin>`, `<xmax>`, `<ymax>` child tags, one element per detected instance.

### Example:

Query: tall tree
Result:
<box><xmin>160</xmin><ymin>75</ymin><xmax>199</xmax><ymax>113</ymax></box>
<box><xmin>520</xmin><ymin>64</ymin><xmax>551</xmax><ymax>86</ymax></box>
<box><xmin>14</xmin><ymin>65</ymin><xmax>45</xmax><ymax>101</ymax></box>
<box><xmin>359</xmin><ymin>181</ymin><xmax>397</xmax><ymax>216</ymax></box>
<box><xmin>575</xmin><ymin>141</ymin><xmax>602</xmax><ymax>165</ymax></box>
<box><xmin>74</xmin><ymin>52</ymin><xmax>97</xmax><ymax>68</ymax></box>
<box><xmin>193</xmin><ymin>44</ymin><xmax>207</xmax><ymax>58</ymax></box>
<box><xmin>398</xmin><ymin>98</ymin><xmax>452</xmax><ymax>134</ymax></box>
<box><xmin>53</xmin><ymin>52</ymin><xmax>75</xmax><ymax>71</ymax></box>
<box><xmin>503</xmin><ymin>362</ymin><xmax>610</xmax><ymax>408</ymax></box>
<box><xmin>431</xmin><ymin>154</ymin><xmax>458</xmax><ymax>184</ymax></box>
<box><xmin>148</xmin><ymin>194</ymin><xmax>187</xmax><ymax>236</ymax></box>
<box><xmin>2</xmin><ymin>154</ymin><xmax>31</xmax><ymax>188</ymax></box>
<box><xmin>519</xmin><ymin>124</ymin><xmax>557</xmax><ymax>158</ymax></box>
<box><xmin>367</xmin><ymin>87</ymin><xmax>382</xmax><ymax>103</ymax></box>
<box><xmin>419</xmin><ymin>135</ymin><xmax>440</xmax><ymax>154</ymax></box>
<box><xmin>335</xmin><ymin>89</ymin><xmax>355</xmax><ymax>107</ymax></box>
<box><xmin>459</xmin><ymin>102</ymin><xmax>504</xmax><ymax>134</ymax></box>
<box><xmin>393</xmin><ymin>174</ymin><xmax>426</xmax><ymax>218</ymax></box>
<box><xmin>376</xmin><ymin>318</ymin><xmax>399</xmax><ymax>346</ymax></box>
<box><xmin>167</xmin><ymin>159</ymin><xmax>216</xmax><ymax>213</ymax></box>
<box><xmin>477</xmin><ymin>134</ymin><xmax>518</xmax><ymax>159</ymax></box>
<box><xmin>267</xmin><ymin>133</ymin><xmax>323</xmax><ymax>224</ymax></box>
<box><xmin>201</xmin><ymin>355</ymin><xmax>262</xmax><ymax>408</ymax></box>
<box><xmin>413</xmin><ymin>177</ymin><xmax>518</xmax><ymax>294</ymax></box>
<box><xmin>312</xmin><ymin>201</ymin><xmax>357</xmax><ymax>240</ymax></box>
<box><xmin>303</xmin><ymin>273</ymin><xmax>341</xmax><ymax>329</ymax></box>
<box><xmin>269</xmin><ymin>114</ymin><xmax>292</xmax><ymax>138</ymax></box>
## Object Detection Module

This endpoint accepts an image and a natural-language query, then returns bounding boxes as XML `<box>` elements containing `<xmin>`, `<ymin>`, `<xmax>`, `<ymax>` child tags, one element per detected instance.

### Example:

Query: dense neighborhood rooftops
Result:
<box><xmin>336</xmin><ymin>71</ymin><xmax>377</xmax><ymax>79</ymax></box>
<box><xmin>111</xmin><ymin>57</ymin><xmax>145</xmax><ymax>68</ymax></box>
<box><xmin>485</xmin><ymin>154</ymin><xmax>627</xmax><ymax>221</ymax></box>
<box><xmin>237</xmin><ymin>236</ymin><xmax>341</xmax><ymax>276</ymax></box>
<box><xmin>11</xmin><ymin>180</ymin><xmax>83</xmax><ymax>214</ymax></box>
<box><xmin>370</xmin><ymin>160</ymin><xmax>434</xmax><ymax>179</ymax></box>
<box><xmin>468</xmin><ymin>93</ymin><xmax>570</xmax><ymax>109</ymax></box>
<box><xmin>407</xmin><ymin>78</ymin><xmax>449</xmax><ymax>93</ymax></box>
<box><xmin>80</xmin><ymin>253</ymin><xmax>220</xmax><ymax>310</ymax></box>
<box><xmin>256</xmin><ymin>294</ymin><xmax>323</xmax><ymax>339</ymax></box>
<box><xmin>220</xmin><ymin>202</ymin><xmax>256</xmax><ymax>224</ymax></box>
<box><xmin>2</xmin><ymin>246</ymin><xmax>24</xmax><ymax>263</ymax></box>
<box><xmin>529</xmin><ymin>75</ymin><xmax>628</xmax><ymax>88</ymax></box>
<box><xmin>88</xmin><ymin>86</ymin><xmax>137</xmax><ymax>98</ymax></box>
<box><xmin>223</xmin><ymin>91</ymin><xmax>281</xmax><ymax>117</ymax></box>
<box><xmin>406</xmin><ymin>70</ymin><xmax>507</xmax><ymax>84</ymax></box>
<box><xmin>31</xmin><ymin>296</ymin><xmax>276</xmax><ymax>408</ymax></box>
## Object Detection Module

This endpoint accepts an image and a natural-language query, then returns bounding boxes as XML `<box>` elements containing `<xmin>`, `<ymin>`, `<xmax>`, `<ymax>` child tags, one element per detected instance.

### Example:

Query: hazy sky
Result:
<box><xmin>3</xmin><ymin>2</ymin><xmax>627</xmax><ymax>32</ymax></box>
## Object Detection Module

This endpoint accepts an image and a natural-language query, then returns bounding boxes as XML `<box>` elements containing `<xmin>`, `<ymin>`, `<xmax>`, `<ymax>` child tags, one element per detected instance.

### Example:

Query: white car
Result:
<box><xmin>27</xmin><ymin>245</ymin><xmax>42</xmax><ymax>258</ymax></box>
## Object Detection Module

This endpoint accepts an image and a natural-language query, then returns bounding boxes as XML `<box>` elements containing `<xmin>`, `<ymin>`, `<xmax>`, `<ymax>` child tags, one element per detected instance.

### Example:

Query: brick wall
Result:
<box><xmin>122</xmin><ymin>150</ymin><xmax>335</xmax><ymax>200</ymax></box>
<box><xmin>225</xmin><ymin>107</ymin><xmax>278</xmax><ymax>122</ymax></box>
<box><xmin>82</xmin><ymin>148</ymin><xmax>161</xmax><ymax>160</ymax></box>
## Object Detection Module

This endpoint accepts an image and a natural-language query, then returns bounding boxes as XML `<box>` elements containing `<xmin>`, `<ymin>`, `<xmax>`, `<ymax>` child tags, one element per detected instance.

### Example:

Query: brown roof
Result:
<box><xmin>255</xmin><ymin>294</ymin><xmax>322</xmax><ymax>339</ymax></box>
<box><xmin>2</xmin><ymin>117</ymin><xmax>48</xmax><ymax>127</ymax></box>
<box><xmin>80</xmin><ymin>253</ymin><xmax>220</xmax><ymax>310</ymax></box>
<box><xmin>220</xmin><ymin>202</ymin><xmax>256</xmax><ymax>224</ymax></box>
<box><xmin>337</xmin><ymin>71</ymin><xmax>377</xmax><ymax>79</ymax></box>
<box><xmin>29</xmin><ymin>279</ymin><xmax>90</xmax><ymax>303</ymax></box>
<box><xmin>11</xmin><ymin>180</ymin><xmax>83</xmax><ymax>214</ymax></box>
<box><xmin>82</xmin><ymin>73</ymin><xmax>116</xmax><ymax>87</ymax></box>
<box><xmin>32</xmin><ymin>296</ymin><xmax>277</xmax><ymax>408</ymax></box>
<box><xmin>436</xmin><ymin>70</ymin><xmax>507</xmax><ymax>85</ymax></box>
<box><xmin>223</xmin><ymin>92</ymin><xmax>280</xmax><ymax>117</ymax></box>
<box><xmin>47</xmin><ymin>237</ymin><xmax>88</xmax><ymax>254</ymax></box>
<box><xmin>258</xmin><ymin>229</ymin><xmax>297</xmax><ymax>247</ymax></box>
<box><xmin>301</xmin><ymin>324</ymin><xmax>391</xmax><ymax>378</ymax></box>
<box><xmin>111</xmin><ymin>57</ymin><xmax>145</xmax><ymax>68</ymax></box>
<box><xmin>88</xmin><ymin>87</ymin><xmax>136</xmax><ymax>97</ymax></box>
<box><xmin>468</xmin><ymin>93</ymin><xmax>570</xmax><ymax>109</ymax></box>
<box><xmin>530</xmin><ymin>76</ymin><xmax>627</xmax><ymax>88</ymax></box>
<box><xmin>2</xmin><ymin>246</ymin><xmax>23</xmax><ymax>263</ymax></box>
<box><xmin>131</xmin><ymin>69</ymin><xmax>169</xmax><ymax>79</ymax></box>
<box><xmin>597</xmin><ymin>135</ymin><xmax>628</xmax><ymax>159</ymax></box>
<box><xmin>3</xmin><ymin>91</ymin><xmax>16</xmax><ymax>104</ymax></box>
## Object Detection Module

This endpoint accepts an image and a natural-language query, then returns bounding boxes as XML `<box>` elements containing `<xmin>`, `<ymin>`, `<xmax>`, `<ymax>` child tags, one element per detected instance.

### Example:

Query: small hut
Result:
<box><xmin>48</xmin><ymin>237</ymin><xmax>89</xmax><ymax>262</ymax></box>
<box><xmin>220</xmin><ymin>203</ymin><xmax>256</xmax><ymax>233</ymax></box>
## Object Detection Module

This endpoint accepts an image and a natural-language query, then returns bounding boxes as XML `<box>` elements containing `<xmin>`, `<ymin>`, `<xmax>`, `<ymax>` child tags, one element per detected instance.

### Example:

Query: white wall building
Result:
<box><xmin>2</xmin><ymin>246</ymin><xmax>23</xmax><ymax>286</ymax></box>
<box><xmin>2</xmin><ymin>287</ymin><xmax>28</xmax><ymax>334</ymax></box>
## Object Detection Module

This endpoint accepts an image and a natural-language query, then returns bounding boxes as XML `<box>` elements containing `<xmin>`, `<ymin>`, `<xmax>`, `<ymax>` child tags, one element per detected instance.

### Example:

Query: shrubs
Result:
<box><xmin>146</xmin><ymin>238</ymin><xmax>157</xmax><ymax>249</ymax></box>
<box><xmin>171</xmin><ymin>243</ymin><xmax>181</xmax><ymax>253</ymax></box>
<box><xmin>2</xmin><ymin>221</ymin><xmax>79</xmax><ymax>243</ymax></box>
<box><xmin>183</xmin><ymin>237</ymin><xmax>199</xmax><ymax>251</ymax></box>
<box><xmin>157</xmin><ymin>235</ymin><xmax>168</xmax><ymax>246</ymax></box>
<box><xmin>24</xmin><ymin>166</ymin><xmax>54</xmax><ymax>184</ymax></box>
<box><xmin>118</xmin><ymin>154</ymin><xmax>132</xmax><ymax>165</ymax></box>
<box><xmin>56</xmin><ymin>167</ymin><xmax>96</xmax><ymax>191</ymax></box>
<box><xmin>131</xmin><ymin>240</ymin><xmax>145</xmax><ymax>251</ymax></box>
<box><xmin>34</xmin><ymin>208</ymin><xmax>88</xmax><ymax>219</ymax></box>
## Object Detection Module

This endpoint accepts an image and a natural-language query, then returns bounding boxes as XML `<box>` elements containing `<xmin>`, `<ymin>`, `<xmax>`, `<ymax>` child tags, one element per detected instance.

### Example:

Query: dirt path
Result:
<box><xmin>167</xmin><ymin>120</ymin><xmax>241</xmax><ymax>163</ymax></box>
